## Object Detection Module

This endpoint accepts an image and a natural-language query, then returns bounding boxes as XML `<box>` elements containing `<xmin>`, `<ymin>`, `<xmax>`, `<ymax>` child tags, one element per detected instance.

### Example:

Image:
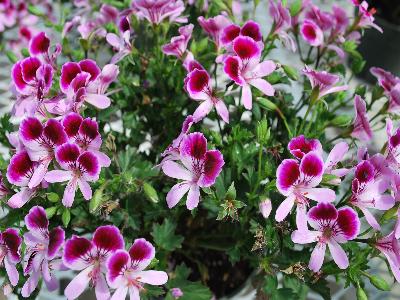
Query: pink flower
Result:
<box><xmin>375</xmin><ymin>231</ymin><xmax>400</xmax><ymax>282</ymax></box>
<box><xmin>45</xmin><ymin>143</ymin><xmax>101</xmax><ymax>207</ymax></box>
<box><xmin>269</xmin><ymin>0</ymin><xmax>296</xmax><ymax>51</ymax></box>
<box><xmin>351</xmin><ymin>95</ymin><xmax>372</xmax><ymax>142</ymax></box>
<box><xmin>62</xmin><ymin>113</ymin><xmax>111</xmax><ymax>167</ymax></box>
<box><xmin>29</xmin><ymin>31</ymin><xmax>62</xmax><ymax>68</ymax></box>
<box><xmin>162</xmin><ymin>24</ymin><xmax>194</xmax><ymax>59</ymax></box>
<box><xmin>0</xmin><ymin>0</ymin><xmax>16</xmax><ymax>32</ymax></box>
<box><xmin>63</xmin><ymin>226</ymin><xmax>125</xmax><ymax>300</ymax></box>
<box><xmin>259</xmin><ymin>198</ymin><xmax>272</xmax><ymax>219</ymax></box>
<box><xmin>132</xmin><ymin>0</ymin><xmax>187</xmax><ymax>24</ymax></box>
<box><xmin>355</xmin><ymin>1</ymin><xmax>382</xmax><ymax>33</ymax></box>
<box><xmin>0</xmin><ymin>228</ymin><xmax>22</xmax><ymax>286</ymax></box>
<box><xmin>198</xmin><ymin>15</ymin><xmax>231</xmax><ymax>49</ymax></box>
<box><xmin>223</xmin><ymin>36</ymin><xmax>276</xmax><ymax>110</ymax></box>
<box><xmin>220</xmin><ymin>20</ymin><xmax>262</xmax><ymax>47</ymax></box>
<box><xmin>162</xmin><ymin>132</ymin><xmax>224</xmax><ymax>210</ymax></box>
<box><xmin>106</xmin><ymin>16</ymin><xmax>133</xmax><ymax>64</ymax></box>
<box><xmin>324</xmin><ymin>142</ymin><xmax>350</xmax><ymax>184</ymax></box>
<box><xmin>371</xmin><ymin>67</ymin><xmax>400</xmax><ymax>112</ymax></box>
<box><xmin>0</xmin><ymin>174</ymin><xmax>10</xmax><ymax>199</ymax></box>
<box><xmin>350</xmin><ymin>160</ymin><xmax>395</xmax><ymax>230</ymax></box>
<box><xmin>288</xmin><ymin>135</ymin><xmax>322</xmax><ymax>160</ymax></box>
<box><xmin>332</xmin><ymin>5</ymin><xmax>349</xmax><ymax>35</ymax></box>
<box><xmin>11</xmin><ymin>57</ymin><xmax>53</xmax><ymax>116</ymax></box>
<box><xmin>107</xmin><ymin>238</ymin><xmax>168</xmax><ymax>299</ymax></box>
<box><xmin>171</xmin><ymin>287</ymin><xmax>184</xmax><ymax>298</ymax></box>
<box><xmin>386</xmin><ymin>119</ymin><xmax>400</xmax><ymax>172</ymax></box>
<box><xmin>301</xmin><ymin>19</ymin><xmax>324</xmax><ymax>47</ymax></box>
<box><xmin>303</xmin><ymin>66</ymin><xmax>348</xmax><ymax>100</ymax></box>
<box><xmin>185</xmin><ymin>68</ymin><xmax>229</xmax><ymax>123</ymax></box>
<box><xmin>19</xmin><ymin>117</ymin><xmax>68</xmax><ymax>188</ymax></box>
<box><xmin>275</xmin><ymin>152</ymin><xmax>336</xmax><ymax>230</ymax></box>
<box><xmin>6</xmin><ymin>151</ymin><xmax>39</xmax><ymax>208</ymax></box>
<box><xmin>305</xmin><ymin>5</ymin><xmax>334</xmax><ymax>31</ymax></box>
<box><xmin>292</xmin><ymin>202</ymin><xmax>360</xmax><ymax>272</ymax></box>
<box><xmin>21</xmin><ymin>206</ymin><xmax>65</xmax><ymax>297</ymax></box>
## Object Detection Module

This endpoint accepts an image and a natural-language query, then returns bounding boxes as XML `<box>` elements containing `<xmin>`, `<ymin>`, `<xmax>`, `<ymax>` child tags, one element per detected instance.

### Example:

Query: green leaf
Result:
<box><xmin>47</xmin><ymin>192</ymin><xmax>59</xmax><ymax>203</ymax></box>
<box><xmin>151</xmin><ymin>219</ymin><xmax>184</xmax><ymax>251</ymax></box>
<box><xmin>290</xmin><ymin>0</ymin><xmax>302</xmax><ymax>16</ymax></box>
<box><xmin>6</xmin><ymin>51</ymin><xmax>18</xmax><ymax>64</ymax></box>
<box><xmin>143</xmin><ymin>182</ymin><xmax>159</xmax><ymax>203</ymax></box>
<box><xmin>21</xmin><ymin>48</ymin><xmax>30</xmax><ymax>58</ymax></box>
<box><xmin>62</xmin><ymin>209</ymin><xmax>71</xmax><ymax>227</ymax></box>
<box><xmin>28</xmin><ymin>4</ymin><xmax>44</xmax><ymax>16</ymax></box>
<box><xmin>257</xmin><ymin>97</ymin><xmax>277</xmax><ymax>111</ymax></box>
<box><xmin>45</xmin><ymin>207</ymin><xmax>58</xmax><ymax>219</ymax></box>
<box><xmin>225</xmin><ymin>182</ymin><xmax>236</xmax><ymax>200</ymax></box>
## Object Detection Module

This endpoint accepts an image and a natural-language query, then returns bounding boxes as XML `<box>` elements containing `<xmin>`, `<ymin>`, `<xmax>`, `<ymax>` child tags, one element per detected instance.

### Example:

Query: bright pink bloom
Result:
<box><xmin>332</xmin><ymin>5</ymin><xmax>349</xmax><ymax>35</ymax></box>
<box><xmin>275</xmin><ymin>152</ymin><xmax>336</xmax><ymax>230</ymax></box>
<box><xmin>303</xmin><ymin>66</ymin><xmax>348</xmax><ymax>100</ymax></box>
<box><xmin>45</xmin><ymin>143</ymin><xmax>101</xmax><ymax>207</ymax></box>
<box><xmin>162</xmin><ymin>24</ymin><xmax>194</xmax><ymax>59</ymax></box>
<box><xmin>350</xmin><ymin>160</ymin><xmax>395</xmax><ymax>229</ymax></box>
<box><xmin>21</xmin><ymin>206</ymin><xmax>65</xmax><ymax>297</ymax></box>
<box><xmin>0</xmin><ymin>228</ymin><xmax>22</xmax><ymax>286</ymax></box>
<box><xmin>132</xmin><ymin>0</ymin><xmax>187</xmax><ymax>24</ymax></box>
<box><xmin>162</xmin><ymin>132</ymin><xmax>224</xmax><ymax>210</ymax></box>
<box><xmin>198</xmin><ymin>15</ymin><xmax>231</xmax><ymax>49</ymax></box>
<box><xmin>259</xmin><ymin>198</ymin><xmax>272</xmax><ymax>219</ymax></box>
<box><xmin>386</xmin><ymin>118</ymin><xmax>400</xmax><ymax>172</ymax></box>
<box><xmin>19</xmin><ymin>117</ymin><xmax>68</xmax><ymax>188</ymax></box>
<box><xmin>0</xmin><ymin>0</ymin><xmax>16</xmax><ymax>32</ymax></box>
<box><xmin>301</xmin><ymin>19</ymin><xmax>324</xmax><ymax>47</ymax></box>
<box><xmin>351</xmin><ymin>95</ymin><xmax>372</xmax><ymax>142</ymax></box>
<box><xmin>63</xmin><ymin>226</ymin><xmax>125</xmax><ymax>300</ymax></box>
<box><xmin>223</xmin><ymin>36</ymin><xmax>276</xmax><ymax>110</ymax></box>
<box><xmin>62</xmin><ymin>113</ymin><xmax>111</xmax><ymax>167</ymax></box>
<box><xmin>355</xmin><ymin>1</ymin><xmax>382</xmax><ymax>33</ymax></box>
<box><xmin>269</xmin><ymin>0</ymin><xmax>296</xmax><ymax>51</ymax></box>
<box><xmin>11</xmin><ymin>57</ymin><xmax>53</xmax><ymax>116</ymax></box>
<box><xmin>107</xmin><ymin>238</ymin><xmax>168</xmax><ymax>299</ymax></box>
<box><xmin>371</xmin><ymin>67</ymin><xmax>400</xmax><ymax>112</ymax></box>
<box><xmin>106</xmin><ymin>17</ymin><xmax>133</xmax><ymax>63</ymax></box>
<box><xmin>375</xmin><ymin>232</ymin><xmax>400</xmax><ymax>282</ymax></box>
<box><xmin>185</xmin><ymin>68</ymin><xmax>229</xmax><ymax>123</ymax></box>
<box><xmin>220</xmin><ymin>20</ymin><xmax>262</xmax><ymax>46</ymax></box>
<box><xmin>292</xmin><ymin>202</ymin><xmax>360</xmax><ymax>272</ymax></box>
<box><xmin>288</xmin><ymin>135</ymin><xmax>322</xmax><ymax>159</ymax></box>
<box><xmin>28</xmin><ymin>31</ymin><xmax>61</xmax><ymax>68</ymax></box>
<box><xmin>6</xmin><ymin>151</ymin><xmax>39</xmax><ymax>208</ymax></box>
<box><xmin>305</xmin><ymin>5</ymin><xmax>334</xmax><ymax>31</ymax></box>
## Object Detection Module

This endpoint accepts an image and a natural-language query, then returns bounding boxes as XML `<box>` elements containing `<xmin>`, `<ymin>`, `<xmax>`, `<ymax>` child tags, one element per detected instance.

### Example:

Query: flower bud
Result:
<box><xmin>369</xmin><ymin>275</ymin><xmax>391</xmax><ymax>291</ymax></box>
<box><xmin>259</xmin><ymin>198</ymin><xmax>272</xmax><ymax>219</ymax></box>
<box><xmin>171</xmin><ymin>288</ymin><xmax>183</xmax><ymax>299</ymax></box>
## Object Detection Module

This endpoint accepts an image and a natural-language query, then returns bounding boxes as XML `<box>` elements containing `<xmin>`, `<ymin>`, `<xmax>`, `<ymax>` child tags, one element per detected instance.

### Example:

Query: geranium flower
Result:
<box><xmin>351</xmin><ymin>95</ymin><xmax>372</xmax><ymax>142</ymax></box>
<box><xmin>301</xmin><ymin>19</ymin><xmax>324</xmax><ymax>47</ymax></box>
<box><xmin>0</xmin><ymin>0</ymin><xmax>16</xmax><ymax>32</ymax></box>
<box><xmin>259</xmin><ymin>198</ymin><xmax>272</xmax><ymax>219</ymax></box>
<box><xmin>0</xmin><ymin>228</ymin><xmax>22</xmax><ymax>286</ymax></box>
<box><xmin>19</xmin><ymin>117</ymin><xmax>68</xmax><ymax>188</ymax></box>
<box><xmin>162</xmin><ymin>132</ymin><xmax>224</xmax><ymax>210</ymax></box>
<box><xmin>184</xmin><ymin>68</ymin><xmax>229</xmax><ymax>123</ymax></box>
<box><xmin>107</xmin><ymin>238</ymin><xmax>168</xmax><ymax>300</ymax></box>
<box><xmin>220</xmin><ymin>20</ymin><xmax>262</xmax><ymax>47</ymax></box>
<box><xmin>223</xmin><ymin>36</ymin><xmax>276</xmax><ymax>110</ymax></box>
<box><xmin>350</xmin><ymin>160</ymin><xmax>395</xmax><ymax>230</ymax></box>
<box><xmin>45</xmin><ymin>143</ymin><xmax>100</xmax><ymax>207</ymax></box>
<box><xmin>275</xmin><ymin>151</ymin><xmax>336</xmax><ymax>230</ymax></box>
<box><xmin>62</xmin><ymin>113</ymin><xmax>111</xmax><ymax>167</ymax></box>
<box><xmin>375</xmin><ymin>231</ymin><xmax>400</xmax><ymax>282</ymax></box>
<box><xmin>305</xmin><ymin>5</ymin><xmax>334</xmax><ymax>31</ymax></box>
<box><xmin>21</xmin><ymin>206</ymin><xmax>65</xmax><ymax>297</ymax></box>
<box><xmin>303</xmin><ymin>66</ymin><xmax>348</xmax><ymax>100</ymax></box>
<box><xmin>11</xmin><ymin>57</ymin><xmax>53</xmax><ymax>116</ymax></box>
<box><xmin>370</xmin><ymin>67</ymin><xmax>400</xmax><ymax>112</ymax></box>
<box><xmin>28</xmin><ymin>31</ymin><xmax>61</xmax><ymax>68</ymax></box>
<box><xmin>6</xmin><ymin>151</ymin><xmax>39</xmax><ymax>208</ymax></box>
<box><xmin>132</xmin><ymin>0</ymin><xmax>187</xmax><ymax>24</ymax></box>
<box><xmin>288</xmin><ymin>135</ymin><xmax>322</xmax><ymax>159</ymax></box>
<box><xmin>324</xmin><ymin>142</ymin><xmax>350</xmax><ymax>184</ymax></box>
<box><xmin>198</xmin><ymin>15</ymin><xmax>231</xmax><ymax>49</ymax></box>
<box><xmin>162</xmin><ymin>24</ymin><xmax>194</xmax><ymax>59</ymax></box>
<box><xmin>63</xmin><ymin>225</ymin><xmax>124</xmax><ymax>300</ymax></box>
<box><xmin>106</xmin><ymin>16</ymin><xmax>133</xmax><ymax>63</ymax></box>
<box><xmin>355</xmin><ymin>1</ymin><xmax>382</xmax><ymax>33</ymax></box>
<box><xmin>385</xmin><ymin>118</ymin><xmax>400</xmax><ymax>172</ymax></box>
<box><xmin>292</xmin><ymin>202</ymin><xmax>360</xmax><ymax>272</ymax></box>
<box><xmin>269</xmin><ymin>0</ymin><xmax>296</xmax><ymax>51</ymax></box>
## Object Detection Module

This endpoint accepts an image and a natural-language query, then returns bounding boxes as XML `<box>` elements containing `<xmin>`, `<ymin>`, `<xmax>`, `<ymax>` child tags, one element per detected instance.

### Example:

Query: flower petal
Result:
<box><xmin>276</xmin><ymin>159</ymin><xmax>300</xmax><ymax>195</ymax></box>
<box><xmin>166</xmin><ymin>182</ymin><xmax>191</xmax><ymax>208</ymax></box>
<box><xmin>241</xmin><ymin>84</ymin><xmax>252</xmax><ymax>110</ymax></box>
<box><xmin>107</xmin><ymin>250</ymin><xmax>130</xmax><ymax>285</ymax></box>
<box><xmin>129</xmin><ymin>238</ymin><xmax>155</xmax><ymax>270</ymax></box>
<box><xmin>291</xmin><ymin>230</ymin><xmax>320</xmax><ymax>244</ymax></box>
<box><xmin>328</xmin><ymin>240</ymin><xmax>349</xmax><ymax>269</ymax></box>
<box><xmin>162</xmin><ymin>161</ymin><xmax>192</xmax><ymax>180</ymax></box>
<box><xmin>136</xmin><ymin>270</ymin><xmax>168</xmax><ymax>285</ymax></box>
<box><xmin>275</xmin><ymin>195</ymin><xmax>295</xmax><ymax>222</ymax></box>
<box><xmin>63</xmin><ymin>236</ymin><xmax>93</xmax><ymax>270</ymax></box>
<box><xmin>25</xmin><ymin>206</ymin><xmax>48</xmax><ymax>232</ymax></box>
<box><xmin>249</xmin><ymin>78</ymin><xmax>274</xmax><ymax>96</ymax></box>
<box><xmin>186</xmin><ymin>184</ymin><xmax>200</xmax><ymax>210</ymax></box>
<box><xmin>309</xmin><ymin>243</ymin><xmax>326</xmax><ymax>272</ymax></box>
<box><xmin>64</xmin><ymin>267</ymin><xmax>92</xmax><ymax>299</ymax></box>
<box><xmin>199</xmin><ymin>150</ymin><xmax>224</xmax><ymax>187</ymax></box>
<box><xmin>93</xmin><ymin>225</ymin><xmax>125</xmax><ymax>253</ymax></box>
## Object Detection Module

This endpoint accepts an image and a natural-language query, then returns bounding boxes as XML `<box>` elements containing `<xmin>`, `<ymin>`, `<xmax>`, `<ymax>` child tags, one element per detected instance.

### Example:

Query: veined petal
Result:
<box><xmin>29</xmin><ymin>32</ymin><xmax>50</xmax><ymax>55</ymax></box>
<box><xmin>95</xmin><ymin>273</ymin><xmax>110</xmax><ymax>300</ymax></box>
<box><xmin>166</xmin><ymin>182</ymin><xmax>190</xmax><ymax>208</ymax></box>
<box><xmin>78</xmin><ymin>179</ymin><xmax>92</xmax><ymax>200</ymax></box>
<box><xmin>215</xmin><ymin>99</ymin><xmax>229</xmax><ymax>123</ymax></box>
<box><xmin>232</xmin><ymin>36</ymin><xmax>261</xmax><ymax>60</ymax></box>
<box><xmin>193</xmin><ymin>100</ymin><xmax>213</xmax><ymax>122</ymax></box>
<box><xmin>63</xmin><ymin>236</ymin><xmax>93</xmax><ymax>270</ymax></box>
<box><xmin>300</xmin><ymin>151</ymin><xmax>324</xmax><ymax>185</ymax></box>
<box><xmin>328</xmin><ymin>240</ymin><xmax>349</xmax><ymax>269</ymax></box>
<box><xmin>179</xmin><ymin>132</ymin><xmax>207</xmax><ymax>160</ymax></box>
<box><xmin>7</xmin><ymin>188</ymin><xmax>34</xmax><ymax>208</ymax></box>
<box><xmin>79</xmin><ymin>59</ymin><xmax>101</xmax><ymax>82</ymax></box>
<box><xmin>45</xmin><ymin>170</ymin><xmax>72</xmax><ymax>183</ymax></box>
<box><xmin>84</xmin><ymin>93</ymin><xmax>111</xmax><ymax>109</ymax></box>
<box><xmin>55</xmin><ymin>143</ymin><xmax>80</xmax><ymax>169</ymax></box>
<box><xmin>301</xmin><ymin>187</ymin><xmax>336</xmax><ymax>202</ymax></box>
<box><xmin>129</xmin><ymin>238</ymin><xmax>155</xmax><ymax>271</ymax></box>
<box><xmin>4</xmin><ymin>258</ymin><xmax>19</xmax><ymax>286</ymax></box>
<box><xmin>62</xmin><ymin>179</ymin><xmax>78</xmax><ymax>207</ymax></box>
<box><xmin>223</xmin><ymin>56</ymin><xmax>245</xmax><ymax>85</ymax></box>
<box><xmin>186</xmin><ymin>184</ymin><xmax>200</xmax><ymax>210</ymax></box>
<box><xmin>93</xmin><ymin>225</ymin><xmax>125</xmax><ymax>254</ymax></box>
<box><xmin>136</xmin><ymin>270</ymin><xmax>168</xmax><ymax>285</ymax></box>
<box><xmin>276</xmin><ymin>159</ymin><xmax>300</xmax><ymax>195</ymax></box>
<box><xmin>111</xmin><ymin>287</ymin><xmax>129</xmax><ymax>300</ymax></box>
<box><xmin>308</xmin><ymin>202</ymin><xmax>337</xmax><ymax>231</ymax></box>
<box><xmin>199</xmin><ymin>150</ymin><xmax>224</xmax><ymax>187</ymax></box>
<box><xmin>162</xmin><ymin>161</ymin><xmax>192</xmax><ymax>180</ymax></box>
<box><xmin>25</xmin><ymin>206</ymin><xmax>48</xmax><ymax>232</ymax></box>
<box><xmin>309</xmin><ymin>243</ymin><xmax>326</xmax><ymax>272</ymax></box>
<box><xmin>253</xmin><ymin>60</ymin><xmax>276</xmax><ymax>77</ymax></box>
<box><xmin>107</xmin><ymin>250</ymin><xmax>130</xmax><ymax>285</ymax></box>
<box><xmin>47</xmin><ymin>227</ymin><xmax>65</xmax><ymax>259</ymax></box>
<box><xmin>63</xmin><ymin>113</ymin><xmax>83</xmax><ymax>138</ymax></box>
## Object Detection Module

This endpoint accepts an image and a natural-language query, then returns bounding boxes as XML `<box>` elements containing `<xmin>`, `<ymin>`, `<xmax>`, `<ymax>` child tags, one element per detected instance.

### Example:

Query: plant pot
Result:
<box><xmin>357</xmin><ymin>15</ymin><xmax>400</xmax><ymax>82</ymax></box>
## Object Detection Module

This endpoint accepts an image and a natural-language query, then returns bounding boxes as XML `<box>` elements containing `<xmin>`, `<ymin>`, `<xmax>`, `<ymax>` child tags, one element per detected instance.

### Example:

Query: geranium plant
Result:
<box><xmin>0</xmin><ymin>0</ymin><xmax>399</xmax><ymax>299</ymax></box>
